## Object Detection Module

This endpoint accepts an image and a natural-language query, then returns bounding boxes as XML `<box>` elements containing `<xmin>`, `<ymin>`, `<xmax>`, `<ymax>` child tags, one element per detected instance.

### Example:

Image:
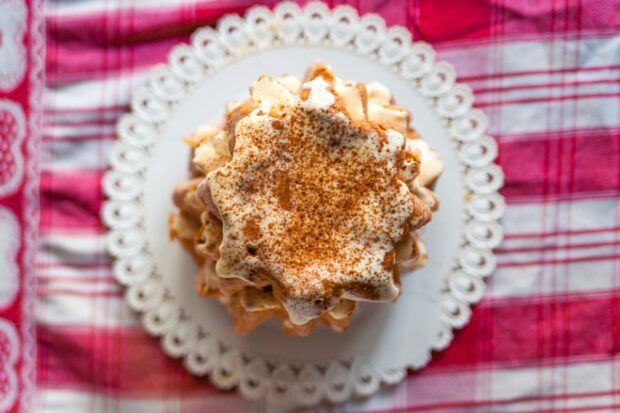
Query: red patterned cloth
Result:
<box><xmin>35</xmin><ymin>0</ymin><xmax>620</xmax><ymax>412</ymax></box>
<box><xmin>0</xmin><ymin>0</ymin><xmax>43</xmax><ymax>412</ymax></box>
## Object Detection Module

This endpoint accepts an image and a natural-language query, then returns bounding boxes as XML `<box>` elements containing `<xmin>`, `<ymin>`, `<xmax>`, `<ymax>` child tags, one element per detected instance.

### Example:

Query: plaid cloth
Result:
<box><xmin>37</xmin><ymin>0</ymin><xmax>620</xmax><ymax>412</ymax></box>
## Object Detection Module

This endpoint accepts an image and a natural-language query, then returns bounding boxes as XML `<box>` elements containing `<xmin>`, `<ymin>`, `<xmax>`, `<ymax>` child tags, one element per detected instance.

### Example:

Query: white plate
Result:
<box><xmin>102</xmin><ymin>2</ymin><xmax>505</xmax><ymax>406</ymax></box>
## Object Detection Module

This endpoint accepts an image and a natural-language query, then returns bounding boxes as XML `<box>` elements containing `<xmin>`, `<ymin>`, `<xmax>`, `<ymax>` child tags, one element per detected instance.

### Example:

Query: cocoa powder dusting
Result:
<box><xmin>207</xmin><ymin>78</ymin><xmax>419</xmax><ymax>314</ymax></box>
<box><xmin>227</xmin><ymin>105</ymin><xmax>405</xmax><ymax>297</ymax></box>
<box><xmin>277</xmin><ymin>110</ymin><xmax>379</xmax><ymax>268</ymax></box>
<box><xmin>242</xmin><ymin>219</ymin><xmax>261</xmax><ymax>241</ymax></box>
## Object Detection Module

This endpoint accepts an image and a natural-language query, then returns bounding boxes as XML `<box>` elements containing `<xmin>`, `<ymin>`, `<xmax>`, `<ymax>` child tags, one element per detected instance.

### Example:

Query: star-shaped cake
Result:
<box><xmin>169</xmin><ymin>63</ymin><xmax>442</xmax><ymax>336</ymax></box>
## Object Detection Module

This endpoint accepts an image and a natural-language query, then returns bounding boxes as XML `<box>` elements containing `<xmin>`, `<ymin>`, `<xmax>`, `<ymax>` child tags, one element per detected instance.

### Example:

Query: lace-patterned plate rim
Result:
<box><xmin>102</xmin><ymin>1</ymin><xmax>505</xmax><ymax>406</ymax></box>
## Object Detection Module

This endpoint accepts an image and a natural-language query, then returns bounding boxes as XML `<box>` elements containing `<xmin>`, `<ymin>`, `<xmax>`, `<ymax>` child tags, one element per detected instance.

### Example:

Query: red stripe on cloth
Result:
<box><xmin>43</xmin><ymin>133</ymin><xmax>117</xmax><ymax>142</ymax></box>
<box><xmin>415</xmin><ymin>0</ymin><xmax>492</xmax><ymax>42</ymax></box>
<box><xmin>486</xmin><ymin>0</ymin><xmax>619</xmax><ymax>41</ymax></box>
<box><xmin>428</xmin><ymin>291</ymin><xmax>620</xmax><ymax>371</ymax></box>
<box><xmin>39</xmin><ymin>227</ymin><xmax>107</xmax><ymax>236</ymax></box>
<box><xmin>47</xmin><ymin>38</ymin><xmax>185</xmax><ymax>85</ymax></box>
<box><xmin>496</xmin><ymin>126</ymin><xmax>620</xmax><ymax>142</ymax></box>
<box><xmin>504</xmin><ymin>225</ymin><xmax>620</xmax><ymax>240</ymax></box>
<box><xmin>37</xmin><ymin>325</ymin><xmax>224</xmax><ymax>396</ymax></box>
<box><xmin>477</xmin><ymin>92</ymin><xmax>620</xmax><ymax>107</ymax></box>
<box><xmin>38</xmin><ymin>274</ymin><xmax>115</xmax><ymax>283</ymax></box>
<box><xmin>37</xmin><ymin>289</ymin><xmax>122</xmax><ymax>298</ymax></box>
<box><xmin>416</xmin><ymin>0</ymin><xmax>618</xmax><ymax>43</ymax></box>
<box><xmin>44</xmin><ymin>118</ymin><xmax>117</xmax><ymax>128</ymax></box>
<box><xmin>505</xmin><ymin>190</ymin><xmax>620</xmax><ymax>205</ymax></box>
<box><xmin>497</xmin><ymin>253</ymin><xmax>620</xmax><ymax>268</ymax></box>
<box><xmin>40</xmin><ymin>170</ymin><xmax>104</xmax><ymax>231</ymax></box>
<box><xmin>47</xmin><ymin>105</ymin><xmax>127</xmax><ymax>115</ymax></box>
<box><xmin>499</xmin><ymin>129</ymin><xmax>620</xmax><ymax>199</ymax></box>
<box><xmin>496</xmin><ymin>239</ymin><xmax>620</xmax><ymax>254</ymax></box>
<box><xmin>361</xmin><ymin>390</ymin><xmax>620</xmax><ymax>413</ymax></box>
<box><xmin>37</xmin><ymin>262</ymin><xmax>110</xmax><ymax>269</ymax></box>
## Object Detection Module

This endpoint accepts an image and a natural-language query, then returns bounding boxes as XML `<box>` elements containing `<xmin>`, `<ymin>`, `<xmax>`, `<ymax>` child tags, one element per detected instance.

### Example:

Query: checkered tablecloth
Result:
<box><xmin>30</xmin><ymin>0</ymin><xmax>620</xmax><ymax>412</ymax></box>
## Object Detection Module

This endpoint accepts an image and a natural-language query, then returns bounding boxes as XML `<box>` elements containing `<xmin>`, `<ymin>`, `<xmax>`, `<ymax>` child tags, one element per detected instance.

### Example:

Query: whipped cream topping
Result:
<box><xmin>365</xmin><ymin>81</ymin><xmax>409</xmax><ymax>130</ymax></box>
<box><xmin>407</xmin><ymin>137</ymin><xmax>443</xmax><ymax>187</ymax></box>
<box><xmin>192</xmin><ymin>130</ymin><xmax>230</xmax><ymax>174</ymax></box>
<box><xmin>250</xmin><ymin>75</ymin><xmax>297</xmax><ymax>113</ymax></box>
<box><xmin>301</xmin><ymin>76</ymin><xmax>336</xmax><ymax>109</ymax></box>
<box><xmin>334</xmin><ymin>79</ymin><xmax>366</xmax><ymax>120</ymax></box>
<box><xmin>203</xmin><ymin>73</ymin><xmax>419</xmax><ymax>325</ymax></box>
<box><xmin>367</xmin><ymin>81</ymin><xmax>392</xmax><ymax>103</ymax></box>
<box><xmin>277</xmin><ymin>74</ymin><xmax>302</xmax><ymax>94</ymax></box>
<box><xmin>184</xmin><ymin>124</ymin><xmax>219</xmax><ymax>147</ymax></box>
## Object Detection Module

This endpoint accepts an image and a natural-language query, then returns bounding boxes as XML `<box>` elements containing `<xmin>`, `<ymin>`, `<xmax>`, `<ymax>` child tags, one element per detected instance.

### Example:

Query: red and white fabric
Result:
<box><xmin>0</xmin><ymin>0</ymin><xmax>43</xmax><ymax>412</ymax></box>
<box><xmin>17</xmin><ymin>0</ymin><xmax>620</xmax><ymax>412</ymax></box>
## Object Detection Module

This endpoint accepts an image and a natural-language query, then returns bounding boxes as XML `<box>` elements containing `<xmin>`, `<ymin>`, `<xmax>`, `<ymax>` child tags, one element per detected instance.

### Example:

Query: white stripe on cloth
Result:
<box><xmin>38</xmin><ymin>234</ymin><xmax>111</xmax><ymax>266</ymax></box>
<box><xmin>37</xmin><ymin>294</ymin><xmax>138</xmax><ymax>327</ymax></box>
<box><xmin>484</xmin><ymin>96</ymin><xmax>620</xmax><ymax>136</ymax></box>
<box><xmin>48</xmin><ymin>0</ymin><xmax>212</xmax><ymax>17</ymax></box>
<box><xmin>490</xmin><ymin>198</ymin><xmax>620</xmax><ymax>298</ymax></box>
<box><xmin>38</xmin><ymin>389</ymin><xmax>261</xmax><ymax>413</ymax></box>
<box><xmin>440</xmin><ymin>37</ymin><xmax>620</xmax><ymax>136</ymax></box>
<box><xmin>38</xmin><ymin>264</ymin><xmax>114</xmax><ymax>281</ymax></box>
<box><xmin>37</xmin><ymin>359</ymin><xmax>620</xmax><ymax>413</ymax></box>
<box><xmin>441</xmin><ymin>37</ymin><xmax>620</xmax><ymax>84</ymax></box>
<box><xmin>338</xmin><ymin>359</ymin><xmax>620</xmax><ymax>413</ymax></box>
<box><xmin>501</xmin><ymin>199</ymin><xmax>620</xmax><ymax>247</ymax></box>
<box><xmin>46</xmin><ymin>70</ymin><xmax>148</xmax><ymax>114</ymax></box>
<box><xmin>491</xmin><ymin>259</ymin><xmax>619</xmax><ymax>299</ymax></box>
<box><xmin>43</xmin><ymin>139</ymin><xmax>114</xmax><ymax>171</ymax></box>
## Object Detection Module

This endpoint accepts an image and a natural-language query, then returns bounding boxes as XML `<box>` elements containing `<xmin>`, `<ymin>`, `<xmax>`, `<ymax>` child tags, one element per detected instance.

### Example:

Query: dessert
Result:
<box><xmin>169</xmin><ymin>63</ymin><xmax>443</xmax><ymax>336</ymax></box>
